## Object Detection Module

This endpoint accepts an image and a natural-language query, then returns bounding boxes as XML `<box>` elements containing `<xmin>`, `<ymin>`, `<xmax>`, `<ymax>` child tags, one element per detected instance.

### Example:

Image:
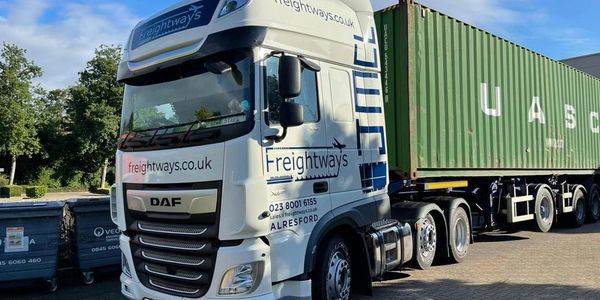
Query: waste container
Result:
<box><xmin>66</xmin><ymin>197</ymin><xmax>121</xmax><ymax>284</ymax></box>
<box><xmin>0</xmin><ymin>201</ymin><xmax>64</xmax><ymax>292</ymax></box>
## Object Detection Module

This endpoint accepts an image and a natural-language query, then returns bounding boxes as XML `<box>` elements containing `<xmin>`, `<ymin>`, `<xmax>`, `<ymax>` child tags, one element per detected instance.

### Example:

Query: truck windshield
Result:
<box><xmin>119</xmin><ymin>50</ymin><xmax>254</xmax><ymax>150</ymax></box>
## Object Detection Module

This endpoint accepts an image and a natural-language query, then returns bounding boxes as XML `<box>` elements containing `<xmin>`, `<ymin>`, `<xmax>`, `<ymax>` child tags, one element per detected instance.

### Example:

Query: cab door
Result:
<box><xmin>321</xmin><ymin>64</ymin><xmax>365</xmax><ymax>209</ymax></box>
<box><xmin>261</xmin><ymin>54</ymin><xmax>332</xmax><ymax>281</ymax></box>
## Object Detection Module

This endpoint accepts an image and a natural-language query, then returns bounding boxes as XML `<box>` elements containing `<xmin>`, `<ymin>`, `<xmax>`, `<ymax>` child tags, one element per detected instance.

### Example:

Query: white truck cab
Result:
<box><xmin>112</xmin><ymin>1</ymin><xmax>412</xmax><ymax>299</ymax></box>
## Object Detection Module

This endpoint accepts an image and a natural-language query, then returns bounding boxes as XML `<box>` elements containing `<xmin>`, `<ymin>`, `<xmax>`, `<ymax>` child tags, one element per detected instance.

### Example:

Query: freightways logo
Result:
<box><xmin>266</xmin><ymin>139</ymin><xmax>349</xmax><ymax>183</ymax></box>
<box><xmin>138</xmin><ymin>4</ymin><xmax>204</xmax><ymax>45</ymax></box>
<box><xmin>132</xmin><ymin>1</ymin><xmax>219</xmax><ymax>49</ymax></box>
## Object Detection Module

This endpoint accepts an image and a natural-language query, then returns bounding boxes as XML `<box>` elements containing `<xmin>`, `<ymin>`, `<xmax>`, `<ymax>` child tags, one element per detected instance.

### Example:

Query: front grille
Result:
<box><xmin>136</xmin><ymin>234</ymin><xmax>214</xmax><ymax>253</ymax></box>
<box><xmin>124</xmin><ymin>182</ymin><xmax>222</xmax><ymax>298</ymax></box>
<box><xmin>144</xmin><ymin>263</ymin><xmax>207</xmax><ymax>282</ymax></box>
<box><xmin>130</xmin><ymin>230</ymin><xmax>217</xmax><ymax>298</ymax></box>
<box><xmin>136</xmin><ymin>221</ymin><xmax>217</xmax><ymax>237</ymax></box>
<box><xmin>149</xmin><ymin>277</ymin><xmax>204</xmax><ymax>296</ymax></box>
<box><xmin>140</xmin><ymin>249</ymin><xmax>212</xmax><ymax>269</ymax></box>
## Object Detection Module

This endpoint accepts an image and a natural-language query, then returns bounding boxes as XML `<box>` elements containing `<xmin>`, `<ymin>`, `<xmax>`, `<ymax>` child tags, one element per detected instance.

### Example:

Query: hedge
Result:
<box><xmin>25</xmin><ymin>186</ymin><xmax>48</xmax><ymax>199</ymax></box>
<box><xmin>1</xmin><ymin>185</ymin><xmax>23</xmax><ymax>198</ymax></box>
<box><xmin>47</xmin><ymin>186</ymin><xmax>89</xmax><ymax>193</ymax></box>
<box><xmin>90</xmin><ymin>187</ymin><xmax>111</xmax><ymax>195</ymax></box>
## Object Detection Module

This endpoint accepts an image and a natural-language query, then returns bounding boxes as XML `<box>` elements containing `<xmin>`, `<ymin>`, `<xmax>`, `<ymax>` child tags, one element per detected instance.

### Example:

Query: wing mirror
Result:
<box><xmin>278</xmin><ymin>55</ymin><xmax>302</xmax><ymax>99</ymax></box>
<box><xmin>280</xmin><ymin>101</ymin><xmax>304</xmax><ymax>128</ymax></box>
<box><xmin>267</xmin><ymin>55</ymin><xmax>306</xmax><ymax>143</ymax></box>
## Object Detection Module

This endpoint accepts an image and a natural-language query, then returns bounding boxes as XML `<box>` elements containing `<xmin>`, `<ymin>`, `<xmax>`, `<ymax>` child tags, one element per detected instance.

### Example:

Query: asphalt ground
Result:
<box><xmin>3</xmin><ymin>222</ymin><xmax>600</xmax><ymax>300</ymax></box>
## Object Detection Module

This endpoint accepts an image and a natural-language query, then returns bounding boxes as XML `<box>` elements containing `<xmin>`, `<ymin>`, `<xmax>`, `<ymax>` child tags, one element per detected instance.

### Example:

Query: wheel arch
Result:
<box><xmin>303</xmin><ymin>209</ymin><xmax>375</xmax><ymax>296</ymax></box>
<box><xmin>427</xmin><ymin>197</ymin><xmax>474</xmax><ymax>246</ymax></box>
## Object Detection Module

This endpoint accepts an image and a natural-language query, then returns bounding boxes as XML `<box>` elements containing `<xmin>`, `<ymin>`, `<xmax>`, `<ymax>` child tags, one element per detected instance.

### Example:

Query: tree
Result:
<box><xmin>68</xmin><ymin>45</ymin><xmax>123</xmax><ymax>188</ymax></box>
<box><xmin>23</xmin><ymin>88</ymin><xmax>72</xmax><ymax>184</ymax></box>
<box><xmin>0</xmin><ymin>43</ymin><xmax>42</xmax><ymax>185</ymax></box>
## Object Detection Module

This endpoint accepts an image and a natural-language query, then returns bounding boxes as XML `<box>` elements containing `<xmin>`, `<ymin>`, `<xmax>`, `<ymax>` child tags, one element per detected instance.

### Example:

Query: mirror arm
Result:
<box><xmin>266</xmin><ymin>127</ymin><xmax>288</xmax><ymax>143</ymax></box>
<box><xmin>299</xmin><ymin>56</ymin><xmax>321</xmax><ymax>72</ymax></box>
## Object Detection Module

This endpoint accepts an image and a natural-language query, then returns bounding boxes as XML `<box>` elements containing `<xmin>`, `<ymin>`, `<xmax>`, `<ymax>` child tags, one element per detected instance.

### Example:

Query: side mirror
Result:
<box><xmin>266</xmin><ymin>102</ymin><xmax>304</xmax><ymax>143</ymax></box>
<box><xmin>280</xmin><ymin>101</ymin><xmax>304</xmax><ymax>128</ymax></box>
<box><xmin>278</xmin><ymin>56</ymin><xmax>302</xmax><ymax>99</ymax></box>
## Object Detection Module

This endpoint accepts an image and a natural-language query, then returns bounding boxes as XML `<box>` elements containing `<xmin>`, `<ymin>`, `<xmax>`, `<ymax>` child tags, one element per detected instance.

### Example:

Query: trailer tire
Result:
<box><xmin>587</xmin><ymin>185</ymin><xmax>600</xmax><ymax>223</ymax></box>
<box><xmin>415</xmin><ymin>213</ymin><xmax>437</xmax><ymax>269</ymax></box>
<box><xmin>312</xmin><ymin>235</ymin><xmax>352</xmax><ymax>300</ymax></box>
<box><xmin>448</xmin><ymin>207</ymin><xmax>470</xmax><ymax>263</ymax></box>
<box><xmin>534</xmin><ymin>187</ymin><xmax>554</xmax><ymax>232</ymax></box>
<box><xmin>568</xmin><ymin>187</ymin><xmax>586</xmax><ymax>227</ymax></box>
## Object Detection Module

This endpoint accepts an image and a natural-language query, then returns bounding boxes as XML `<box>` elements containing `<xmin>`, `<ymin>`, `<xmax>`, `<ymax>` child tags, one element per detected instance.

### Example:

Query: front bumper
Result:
<box><xmin>119</xmin><ymin>235</ymin><xmax>273</xmax><ymax>300</ymax></box>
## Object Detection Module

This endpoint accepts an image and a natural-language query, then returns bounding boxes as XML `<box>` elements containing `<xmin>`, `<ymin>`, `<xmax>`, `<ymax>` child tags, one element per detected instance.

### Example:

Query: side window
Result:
<box><xmin>265</xmin><ymin>56</ymin><xmax>319</xmax><ymax>124</ymax></box>
<box><xmin>329</xmin><ymin>68</ymin><xmax>353</xmax><ymax>123</ymax></box>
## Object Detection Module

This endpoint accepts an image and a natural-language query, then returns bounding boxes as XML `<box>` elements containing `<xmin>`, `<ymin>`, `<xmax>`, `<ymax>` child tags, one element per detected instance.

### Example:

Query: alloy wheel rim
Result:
<box><xmin>540</xmin><ymin>197</ymin><xmax>551</xmax><ymax>223</ymax></box>
<box><xmin>455</xmin><ymin>217</ymin><xmax>468</xmax><ymax>253</ymax></box>
<box><xmin>420</xmin><ymin>218</ymin><xmax>437</xmax><ymax>258</ymax></box>
<box><xmin>326</xmin><ymin>248</ymin><xmax>351</xmax><ymax>300</ymax></box>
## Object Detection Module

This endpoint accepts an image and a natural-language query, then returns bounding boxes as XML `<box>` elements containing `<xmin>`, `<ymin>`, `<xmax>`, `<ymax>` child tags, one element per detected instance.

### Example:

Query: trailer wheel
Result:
<box><xmin>534</xmin><ymin>187</ymin><xmax>554</xmax><ymax>232</ymax></box>
<box><xmin>568</xmin><ymin>187</ymin><xmax>586</xmax><ymax>227</ymax></box>
<box><xmin>312</xmin><ymin>235</ymin><xmax>352</xmax><ymax>300</ymax></box>
<box><xmin>587</xmin><ymin>185</ymin><xmax>600</xmax><ymax>223</ymax></box>
<box><xmin>46</xmin><ymin>278</ymin><xmax>58</xmax><ymax>293</ymax></box>
<box><xmin>449</xmin><ymin>207</ymin><xmax>470</xmax><ymax>263</ymax></box>
<box><xmin>415</xmin><ymin>213</ymin><xmax>437</xmax><ymax>269</ymax></box>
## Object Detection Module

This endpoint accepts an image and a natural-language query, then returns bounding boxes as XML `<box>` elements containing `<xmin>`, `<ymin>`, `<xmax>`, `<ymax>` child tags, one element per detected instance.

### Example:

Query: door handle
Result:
<box><xmin>313</xmin><ymin>181</ymin><xmax>329</xmax><ymax>194</ymax></box>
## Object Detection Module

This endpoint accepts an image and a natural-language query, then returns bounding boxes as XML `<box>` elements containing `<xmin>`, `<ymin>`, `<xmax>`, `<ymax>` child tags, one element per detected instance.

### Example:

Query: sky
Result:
<box><xmin>0</xmin><ymin>0</ymin><xmax>599</xmax><ymax>90</ymax></box>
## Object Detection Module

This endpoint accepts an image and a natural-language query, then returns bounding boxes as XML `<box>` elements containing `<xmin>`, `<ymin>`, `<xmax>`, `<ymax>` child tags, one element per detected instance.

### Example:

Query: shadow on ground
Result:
<box><xmin>474</xmin><ymin>234</ymin><xmax>529</xmax><ymax>243</ymax></box>
<box><xmin>3</xmin><ymin>270</ymin><xmax>124</xmax><ymax>300</ymax></box>
<box><xmin>354</xmin><ymin>278</ymin><xmax>600</xmax><ymax>300</ymax></box>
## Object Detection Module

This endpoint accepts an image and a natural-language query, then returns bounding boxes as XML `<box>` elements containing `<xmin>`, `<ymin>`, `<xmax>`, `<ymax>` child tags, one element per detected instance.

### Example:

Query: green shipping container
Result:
<box><xmin>375</xmin><ymin>2</ymin><xmax>600</xmax><ymax>179</ymax></box>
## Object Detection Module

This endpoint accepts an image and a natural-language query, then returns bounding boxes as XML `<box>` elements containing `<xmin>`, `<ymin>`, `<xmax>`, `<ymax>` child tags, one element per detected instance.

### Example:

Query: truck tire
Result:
<box><xmin>587</xmin><ymin>185</ymin><xmax>600</xmax><ymax>223</ymax></box>
<box><xmin>448</xmin><ymin>207</ymin><xmax>470</xmax><ymax>263</ymax></box>
<box><xmin>534</xmin><ymin>187</ymin><xmax>554</xmax><ymax>232</ymax></box>
<box><xmin>567</xmin><ymin>187</ymin><xmax>586</xmax><ymax>227</ymax></box>
<box><xmin>312</xmin><ymin>235</ymin><xmax>352</xmax><ymax>300</ymax></box>
<box><xmin>415</xmin><ymin>213</ymin><xmax>437</xmax><ymax>269</ymax></box>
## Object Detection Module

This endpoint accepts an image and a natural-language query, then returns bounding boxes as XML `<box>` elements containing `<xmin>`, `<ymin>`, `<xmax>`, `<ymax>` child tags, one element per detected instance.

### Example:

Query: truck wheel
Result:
<box><xmin>415</xmin><ymin>213</ymin><xmax>437</xmax><ymax>269</ymax></box>
<box><xmin>534</xmin><ymin>187</ymin><xmax>554</xmax><ymax>232</ymax></box>
<box><xmin>587</xmin><ymin>185</ymin><xmax>600</xmax><ymax>223</ymax></box>
<box><xmin>313</xmin><ymin>235</ymin><xmax>352</xmax><ymax>300</ymax></box>
<box><xmin>568</xmin><ymin>187</ymin><xmax>586</xmax><ymax>227</ymax></box>
<box><xmin>449</xmin><ymin>207</ymin><xmax>470</xmax><ymax>263</ymax></box>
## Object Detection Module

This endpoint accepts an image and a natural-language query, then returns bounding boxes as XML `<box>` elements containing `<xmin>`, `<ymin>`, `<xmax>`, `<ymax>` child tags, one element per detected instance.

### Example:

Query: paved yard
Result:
<box><xmin>359</xmin><ymin>222</ymin><xmax>600</xmax><ymax>300</ymax></box>
<box><xmin>4</xmin><ymin>222</ymin><xmax>600</xmax><ymax>299</ymax></box>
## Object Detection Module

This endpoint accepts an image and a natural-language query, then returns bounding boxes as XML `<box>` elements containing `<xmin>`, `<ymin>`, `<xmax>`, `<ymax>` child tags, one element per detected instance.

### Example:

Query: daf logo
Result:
<box><xmin>151</xmin><ymin>197</ymin><xmax>182</xmax><ymax>207</ymax></box>
<box><xmin>94</xmin><ymin>227</ymin><xmax>105</xmax><ymax>237</ymax></box>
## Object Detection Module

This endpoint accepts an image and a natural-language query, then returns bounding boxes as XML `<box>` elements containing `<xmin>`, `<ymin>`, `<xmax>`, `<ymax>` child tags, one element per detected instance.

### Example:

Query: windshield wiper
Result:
<box><xmin>121</xmin><ymin>112</ymin><xmax>245</xmax><ymax>149</ymax></box>
<box><xmin>120</xmin><ymin>135</ymin><xmax>150</xmax><ymax>149</ymax></box>
<box><xmin>181</xmin><ymin>112</ymin><xmax>244</xmax><ymax>142</ymax></box>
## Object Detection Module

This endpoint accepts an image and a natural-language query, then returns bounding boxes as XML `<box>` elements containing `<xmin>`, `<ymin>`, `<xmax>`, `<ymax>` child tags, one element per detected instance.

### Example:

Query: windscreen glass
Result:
<box><xmin>121</xmin><ymin>51</ymin><xmax>253</xmax><ymax>135</ymax></box>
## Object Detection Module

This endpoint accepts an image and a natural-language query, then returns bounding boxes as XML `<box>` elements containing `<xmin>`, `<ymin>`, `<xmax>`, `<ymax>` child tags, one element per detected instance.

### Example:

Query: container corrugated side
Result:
<box><xmin>377</xmin><ymin>3</ymin><xmax>600</xmax><ymax>179</ymax></box>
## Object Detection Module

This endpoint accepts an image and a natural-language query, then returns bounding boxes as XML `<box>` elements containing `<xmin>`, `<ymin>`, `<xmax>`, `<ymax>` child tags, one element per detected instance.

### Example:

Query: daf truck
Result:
<box><xmin>111</xmin><ymin>1</ymin><xmax>600</xmax><ymax>299</ymax></box>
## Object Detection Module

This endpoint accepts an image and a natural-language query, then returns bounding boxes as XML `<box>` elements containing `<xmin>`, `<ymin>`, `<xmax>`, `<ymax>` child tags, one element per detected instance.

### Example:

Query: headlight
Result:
<box><xmin>122</xmin><ymin>252</ymin><xmax>132</xmax><ymax>278</ymax></box>
<box><xmin>110</xmin><ymin>184</ymin><xmax>118</xmax><ymax>225</ymax></box>
<box><xmin>218</xmin><ymin>262</ymin><xmax>262</xmax><ymax>296</ymax></box>
<box><xmin>219</xmin><ymin>0</ymin><xmax>250</xmax><ymax>17</ymax></box>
